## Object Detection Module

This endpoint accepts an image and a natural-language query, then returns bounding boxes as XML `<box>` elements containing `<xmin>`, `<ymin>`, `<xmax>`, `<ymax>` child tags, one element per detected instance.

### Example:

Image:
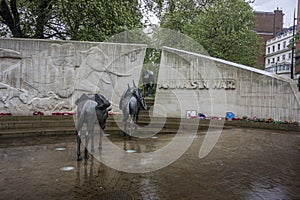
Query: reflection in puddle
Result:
<box><xmin>55</xmin><ymin>147</ymin><xmax>66</xmax><ymax>151</ymax></box>
<box><xmin>139</xmin><ymin>178</ymin><xmax>159</xmax><ymax>199</ymax></box>
<box><xmin>1</xmin><ymin>129</ymin><xmax>299</xmax><ymax>199</ymax></box>
<box><xmin>60</xmin><ymin>166</ymin><xmax>75</xmax><ymax>171</ymax></box>
<box><xmin>244</xmin><ymin>180</ymin><xmax>288</xmax><ymax>199</ymax></box>
<box><xmin>126</xmin><ymin>149</ymin><xmax>136</xmax><ymax>153</ymax></box>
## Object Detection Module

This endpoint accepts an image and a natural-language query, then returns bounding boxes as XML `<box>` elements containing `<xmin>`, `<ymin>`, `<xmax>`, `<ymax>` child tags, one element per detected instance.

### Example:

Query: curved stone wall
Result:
<box><xmin>154</xmin><ymin>47</ymin><xmax>300</xmax><ymax>121</ymax></box>
<box><xmin>1</xmin><ymin>39</ymin><xmax>299</xmax><ymax>121</ymax></box>
<box><xmin>0</xmin><ymin>38</ymin><xmax>146</xmax><ymax>115</ymax></box>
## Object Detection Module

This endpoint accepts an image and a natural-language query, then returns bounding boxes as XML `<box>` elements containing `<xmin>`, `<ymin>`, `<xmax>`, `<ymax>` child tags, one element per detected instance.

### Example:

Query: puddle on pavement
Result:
<box><xmin>83</xmin><ymin>131</ymin><xmax>175</xmax><ymax>153</ymax></box>
<box><xmin>60</xmin><ymin>166</ymin><xmax>75</xmax><ymax>171</ymax></box>
<box><xmin>126</xmin><ymin>149</ymin><xmax>136</xmax><ymax>153</ymax></box>
<box><xmin>244</xmin><ymin>180</ymin><xmax>289</xmax><ymax>199</ymax></box>
<box><xmin>1</xmin><ymin>129</ymin><xmax>300</xmax><ymax>199</ymax></box>
<box><xmin>55</xmin><ymin>147</ymin><xmax>66</xmax><ymax>151</ymax></box>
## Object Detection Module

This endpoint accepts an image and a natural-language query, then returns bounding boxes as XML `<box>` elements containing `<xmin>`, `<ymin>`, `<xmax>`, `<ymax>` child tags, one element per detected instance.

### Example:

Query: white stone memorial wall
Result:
<box><xmin>0</xmin><ymin>38</ymin><xmax>146</xmax><ymax>115</ymax></box>
<box><xmin>154</xmin><ymin>47</ymin><xmax>300</xmax><ymax>121</ymax></box>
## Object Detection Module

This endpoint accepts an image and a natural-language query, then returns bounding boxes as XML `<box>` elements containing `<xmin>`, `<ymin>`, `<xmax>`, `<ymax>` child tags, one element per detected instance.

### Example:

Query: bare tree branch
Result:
<box><xmin>0</xmin><ymin>0</ymin><xmax>22</xmax><ymax>37</ymax></box>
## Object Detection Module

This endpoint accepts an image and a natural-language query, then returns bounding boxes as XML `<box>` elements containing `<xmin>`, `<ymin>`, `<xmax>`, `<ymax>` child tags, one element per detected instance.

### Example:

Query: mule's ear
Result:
<box><xmin>132</xmin><ymin>80</ymin><xmax>136</xmax><ymax>88</ymax></box>
<box><xmin>98</xmin><ymin>94</ymin><xmax>106</xmax><ymax>100</ymax></box>
<box><xmin>128</xmin><ymin>83</ymin><xmax>130</xmax><ymax>90</ymax></box>
<box><xmin>75</xmin><ymin>93</ymin><xmax>88</xmax><ymax>105</ymax></box>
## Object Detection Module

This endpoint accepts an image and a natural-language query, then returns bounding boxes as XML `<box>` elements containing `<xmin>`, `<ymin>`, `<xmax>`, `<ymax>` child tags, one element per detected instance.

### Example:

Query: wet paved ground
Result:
<box><xmin>0</xmin><ymin>128</ymin><xmax>300</xmax><ymax>200</ymax></box>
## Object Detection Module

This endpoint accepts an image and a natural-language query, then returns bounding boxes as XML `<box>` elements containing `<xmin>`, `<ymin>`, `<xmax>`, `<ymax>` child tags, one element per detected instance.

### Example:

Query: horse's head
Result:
<box><xmin>95</xmin><ymin>106</ymin><xmax>111</xmax><ymax>130</ymax></box>
<box><xmin>95</xmin><ymin>94</ymin><xmax>111</xmax><ymax>130</ymax></box>
<box><xmin>132</xmin><ymin>88</ymin><xmax>147</xmax><ymax>110</ymax></box>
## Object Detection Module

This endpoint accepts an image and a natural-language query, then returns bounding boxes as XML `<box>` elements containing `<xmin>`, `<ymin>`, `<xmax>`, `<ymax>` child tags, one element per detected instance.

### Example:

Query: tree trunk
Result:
<box><xmin>0</xmin><ymin>0</ymin><xmax>23</xmax><ymax>37</ymax></box>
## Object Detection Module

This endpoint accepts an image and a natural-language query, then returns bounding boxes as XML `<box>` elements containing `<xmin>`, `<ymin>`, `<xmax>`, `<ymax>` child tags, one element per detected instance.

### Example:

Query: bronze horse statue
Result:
<box><xmin>75</xmin><ymin>93</ymin><xmax>111</xmax><ymax>161</ymax></box>
<box><xmin>119</xmin><ymin>81</ymin><xmax>147</xmax><ymax>139</ymax></box>
<box><xmin>142</xmin><ymin>69</ymin><xmax>154</xmax><ymax>97</ymax></box>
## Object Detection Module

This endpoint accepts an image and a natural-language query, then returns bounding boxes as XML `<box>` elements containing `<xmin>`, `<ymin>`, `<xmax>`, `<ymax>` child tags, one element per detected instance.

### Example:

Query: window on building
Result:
<box><xmin>289</xmin><ymin>53</ymin><xmax>292</xmax><ymax>59</ymax></box>
<box><xmin>272</xmin><ymin>45</ymin><xmax>275</xmax><ymax>52</ymax></box>
<box><xmin>277</xmin><ymin>56</ymin><xmax>280</xmax><ymax>62</ymax></box>
<box><xmin>267</xmin><ymin>59</ymin><xmax>270</xmax><ymax>64</ymax></box>
<box><xmin>267</xmin><ymin>47</ymin><xmax>270</xmax><ymax>54</ymax></box>
<box><xmin>272</xmin><ymin>58</ymin><xmax>275</xmax><ymax>63</ymax></box>
<box><xmin>278</xmin><ymin>43</ymin><xmax>280</xmax><ymax>51</ymax></box>
<box><xmin>283</xmin><ymin>41</ymin><xmax>286</xmax><ymax>48</ymax></box>
<box><xmin>282</xmin><ymin>54</ymin><xmax>286</xmax><ymax>60</ymax></box>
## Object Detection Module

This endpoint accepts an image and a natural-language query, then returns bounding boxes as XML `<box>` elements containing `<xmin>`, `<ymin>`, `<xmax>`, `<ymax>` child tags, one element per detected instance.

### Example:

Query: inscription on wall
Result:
<box><xmin>158</xmin><ymin>80</ymin><xmax>236</xmax><ymax>90</ymax></box>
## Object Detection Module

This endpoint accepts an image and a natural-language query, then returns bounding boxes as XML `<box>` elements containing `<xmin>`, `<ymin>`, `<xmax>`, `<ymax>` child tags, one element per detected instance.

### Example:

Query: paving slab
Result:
<box><xmin>0</xmin><ymin>128</ymin><xmax>299</xmax><ymax>199</ymax></box>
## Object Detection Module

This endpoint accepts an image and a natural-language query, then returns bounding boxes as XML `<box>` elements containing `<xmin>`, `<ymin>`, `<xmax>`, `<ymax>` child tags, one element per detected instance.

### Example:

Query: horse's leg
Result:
<box><xmin>135</xmin><ymin>108</ymin><xmax>140</xmax><ymax>130</ymax></box>
<box><xmin>76</xmin><ymin>131</ymin><xmax>82</xmax><ymax>161</ymax></box>
<box><xmin>149</xmin><ymin>85</ymin><xmax>153</xmax><ymax>96</ymax></box>
<box><xmin>123</xmin><ymin>113</ymin><xmax>128</xmax><ymax>137</ymax></box>
<box><xmin>129</xmin><ymin>114</ymin><xmax>134</xmax><ymax>140</ymax></box>
<box><xmin>98</xmin><ymin>128</ymin><xmax>103</xmax><ymax>150</ymax></box>
<box><xmin>84</xmin><ymin>130</ymin><xmax>90</xmax><ymax>160</ymax></box>
<box><xmin>143</xmin><ymin>84</ymin><xmax>146</xmax><ymax>97</ymax></box>
<box><xmin>143</xmin><ymin>85</ymin><xmax>146</xmax><ymax>97</ymax></box>
<box><xmin>76</xmin><ymin>119</ymin><xmax>84</xmax><ymax>161</ymax></box>
<box><xmin>89</xmin><ymin>123</ymin><xmax>95</xmax><ymax>153</ymax></box>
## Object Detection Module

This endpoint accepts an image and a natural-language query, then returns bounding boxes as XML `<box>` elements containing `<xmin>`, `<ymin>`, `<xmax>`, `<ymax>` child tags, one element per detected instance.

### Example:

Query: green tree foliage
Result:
<box><xmin>0</xmin><ymin>0</ymin><xmax>159</xmax><ymax>41</ymax></box>
<box><xmin>55</xmin><ymin>0</ymin><xmax>143</xmax><ymax>41</ymax></box>
<box><xmin>160</xmin><ymin>0</ymin><xmax>262</xmax><ymax>67</ymax></box>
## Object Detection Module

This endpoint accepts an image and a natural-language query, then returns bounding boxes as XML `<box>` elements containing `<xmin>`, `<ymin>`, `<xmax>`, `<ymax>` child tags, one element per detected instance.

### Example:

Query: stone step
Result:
<box><xmin>1</xmin><ymin>105</ymin><xmax>299</xmax><ymax>138</ymax></box>
<box><xmin>107</xmin><ymin>117</ymin><xmax>204</xmax><ymax>129</ymax></box>
<box><xmin>0</xmin><ymin>114</ymin><xmax>212</xmax><ymax>138</ymax></box>
<box><xmin>0</xmin><ymin>117</ymin><xmax>203</xmax><ymax>132</ymax></box>
<box><xmin>0</xmin><ymin>127</ymin><xmax>76</xmax><ymax>138</ymax></box>
<box><xmin>0</xmin><ymin>114</ymin><xmax>182</xmax><ymax>130</ymax></box>
<box><xmin>0</xmin><ymin>115</ymin><xmax>74</xmax><ymax>130</ymax></box>
<box><xmin>0</xmin><ymin>120</ymin><xmax>75</xmax><ymax>130</ymax></box>
<box><xmin>1</xmin><ymin>118</ymin><xmax>299</xmax><ymax>138</ymax></box>
<box><xmin>0</xmin><ymin>123</ymin><xmax>204</xmax><ymax>138</ymax></box>
<box><xmin>0</xmin><ymin>115</ymin><xmax>74</xmax><ymax>121</ymax></box>
<box><xmin>0</xmin><ymin>112</ymin><xmax>235</xmax><ymax>130</ymax></box>
<box><xmin>144</xmin><ymin>98</ymin><xmax>155</xmax><ymax>104</ymax></box>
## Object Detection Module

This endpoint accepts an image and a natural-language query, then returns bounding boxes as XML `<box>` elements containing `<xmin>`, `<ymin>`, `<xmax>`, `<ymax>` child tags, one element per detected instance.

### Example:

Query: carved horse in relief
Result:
<box><xmin>75</xmin><ymin>93</ymin><xmax>111</xmax><ymax>161</ymax></box>
<box><xmin>119</xmin><ymin>81</ymin><xmax>147</xmax><ymax>139</ymax></box>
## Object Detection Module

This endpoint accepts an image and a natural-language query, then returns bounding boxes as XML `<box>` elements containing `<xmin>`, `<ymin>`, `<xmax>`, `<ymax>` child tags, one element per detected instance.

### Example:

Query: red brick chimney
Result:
<box><xmin>274</xmin><ymin>8</ymin><xmax>284</xmax><ymax>35</ymax></box>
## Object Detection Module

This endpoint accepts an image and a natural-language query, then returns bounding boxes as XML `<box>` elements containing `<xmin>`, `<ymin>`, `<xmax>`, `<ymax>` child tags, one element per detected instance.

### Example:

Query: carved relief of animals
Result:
<box><xmin>27</xmin><ymin>91</ymin><xmax>60</xmax><ymax>111</ymax></box>
<box><xmin>0</xmin><ymin>82</ymin><xmax>28</xmax><ymax>107</ymax></box>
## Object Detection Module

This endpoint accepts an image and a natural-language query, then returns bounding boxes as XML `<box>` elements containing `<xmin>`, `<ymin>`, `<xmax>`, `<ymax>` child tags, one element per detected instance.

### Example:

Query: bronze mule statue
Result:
<box><xmin>75</xmin><ymin>93</ymin><xmax>111</xmax><ymax>161</ymax></box>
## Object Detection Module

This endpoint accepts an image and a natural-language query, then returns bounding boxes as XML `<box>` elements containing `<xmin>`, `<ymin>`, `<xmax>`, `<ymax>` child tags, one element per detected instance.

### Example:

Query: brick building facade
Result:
<box><xmin>253</xmin><ymin>9</ymin><xmax>284</xmax><ymax>68</ymax></box>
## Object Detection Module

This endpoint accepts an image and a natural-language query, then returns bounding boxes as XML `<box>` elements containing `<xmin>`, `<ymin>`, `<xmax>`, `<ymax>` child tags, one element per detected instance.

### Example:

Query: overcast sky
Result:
<box><xmin>251</xmin><ymin>0</ymin><xmax>298</xmax><ymax>27</ymax></box>
<box><xmin>145</xmin><ymin>0</ymin><xmax>298</xmax><ymax>28</ymax></box>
